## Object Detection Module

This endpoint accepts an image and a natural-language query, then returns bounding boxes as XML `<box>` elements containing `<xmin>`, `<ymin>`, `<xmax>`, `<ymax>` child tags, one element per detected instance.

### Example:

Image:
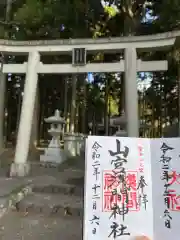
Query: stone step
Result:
<box><xmin>15</xmin><ymin>192</ymin><xmax>83</xmax><ymax>217</ymax></box>
<box><xmin>29</xmin><ymin>163</ymin><xmax>84</xmax><ymax>178</ymax></box>
<box><xmin>0</xmin><ymin>211</ymin><xmax>82</xmax><ymax>240</ymax></box>
<box><xmin>32</xmin><ymin>183</ymin><xmax>83</xmax><ymax>196</ymax></box>
<box><xmin>31</xmin><ymin>161</ymin><xmax>59</xmax><ymax>169</ymax></box>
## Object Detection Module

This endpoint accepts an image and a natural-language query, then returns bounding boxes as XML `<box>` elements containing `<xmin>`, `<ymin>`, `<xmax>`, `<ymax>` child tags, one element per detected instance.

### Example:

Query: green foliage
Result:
<box><xmin>104</xmin><ymin>5</ymin><xmax>119</xmax><ymax>18</ymax></box>
<box><xmin>150</xmin><ymin>0</ymin><xmax>180</xmax><ymax>32</ymax></box>
<box><xmin>11</xmin><ymin>0</ymin><xmax>91</xmax><ymax>39</ymax></box>
<box><xmin>108</xmin><ymin>96</ymin><xmax>119</xmax><ymax>116</ymax></box>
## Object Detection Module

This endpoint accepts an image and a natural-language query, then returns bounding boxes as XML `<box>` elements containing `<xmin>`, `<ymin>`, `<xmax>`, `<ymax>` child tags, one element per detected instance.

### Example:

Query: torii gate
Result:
<box><xmin>0</xmin><ymin>31</ymin><xmax>179</xmax><ymax>177</ymax></box>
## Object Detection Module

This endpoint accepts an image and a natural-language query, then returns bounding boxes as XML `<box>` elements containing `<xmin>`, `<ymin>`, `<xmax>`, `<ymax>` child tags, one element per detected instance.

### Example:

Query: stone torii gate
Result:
<box><xmin>0</xmin><ymin>31</ymin><xmax>179</xmax><ymax>177</ymax></box>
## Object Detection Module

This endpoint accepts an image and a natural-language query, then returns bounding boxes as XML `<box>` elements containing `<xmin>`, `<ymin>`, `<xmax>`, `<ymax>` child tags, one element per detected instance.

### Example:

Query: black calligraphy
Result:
<box><xmin>108</xmin><ymin>222</ymin><xmax>130</xmax><ymax>238</ymax></box>
<box><xmin>160</xmin><ymin>142</ymin><xmax>174</xmax><ymax>229</ymax></box>
<box><xmin>90</xmin><ymin>141</ymin><xmax>102</xmax><ymax>235</ymax></box>
<box><xmin>107</xmin><ymin>139</ymin><xmax>130</xmax><ymax>238</ymax></box>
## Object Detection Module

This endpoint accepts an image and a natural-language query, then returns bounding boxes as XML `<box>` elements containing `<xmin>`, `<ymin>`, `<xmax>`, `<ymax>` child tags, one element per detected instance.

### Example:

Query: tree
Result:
<box><xmin>150</xmin><ymin>0</ymin><xmax>180</xmax><ymax>32</ymax></box>
<box><xmin>8</xmin><ymin>0</ymin><xmax>104</xmax><ymax>40</ymax></box>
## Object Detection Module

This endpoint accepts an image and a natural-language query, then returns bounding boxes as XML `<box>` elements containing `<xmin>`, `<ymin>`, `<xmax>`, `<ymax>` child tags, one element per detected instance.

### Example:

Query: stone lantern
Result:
<box><xmin>40</xmin><ymin>109</ymin><xmax>66</xmax><ymax>164</ymax></box>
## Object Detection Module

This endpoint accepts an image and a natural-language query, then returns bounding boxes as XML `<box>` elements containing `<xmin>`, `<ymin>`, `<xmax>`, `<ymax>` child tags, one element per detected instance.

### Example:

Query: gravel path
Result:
<box><xmin>0</xmin><ymin>149</ymin><xmax>84</xmax><ymax>240</ymax></box>
<box><xmin>0</xmin><ymin>212</ymin><xmax>83</xmax><ymax>240</ymax></box>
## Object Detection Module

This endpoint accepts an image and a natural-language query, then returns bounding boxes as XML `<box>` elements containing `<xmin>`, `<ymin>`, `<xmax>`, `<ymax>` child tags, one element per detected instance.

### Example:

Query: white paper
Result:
<box><xmin>151</xmin><ymin>138</ymin><xmax>180</xmax><ymax>240</ymax></box>
<box><xmin>84</xmin><ymin>136</ymin><xmax>153</xmax><ymax>240</ymax></box>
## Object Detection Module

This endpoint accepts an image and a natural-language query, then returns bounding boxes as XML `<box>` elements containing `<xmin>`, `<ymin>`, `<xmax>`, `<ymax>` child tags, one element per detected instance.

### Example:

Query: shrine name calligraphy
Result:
<box><xmin>107</xmin><ymin>139</ymin><xmax>130</xmax><ymax>238</ymax></box>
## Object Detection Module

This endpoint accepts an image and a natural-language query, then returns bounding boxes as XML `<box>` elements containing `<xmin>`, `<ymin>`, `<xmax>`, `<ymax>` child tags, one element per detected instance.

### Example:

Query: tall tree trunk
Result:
<box><xmin>64</xmin><ymin>76</ymin><xmax>68</xmax><ymax>132</ymax></box>
<box><xmin>78</xmin><ymin>74</ymin><xmax>87</xmax><ymax>134</ymax></box>
<box><xmin>119</xmin><ymin>73</ymin><xmax>125</xmax><ymax>114</ymax></box>
<box><xmin>82</xmin><ymin>75</ymin><xmax>87</xmax><ymax>134</ymax></box>
<box><xmin>104</xmin><ymin>78</ymin><xmax>109</xmax><ymax>135</ymax></box>
<box><xmin>70</xmin><ymin>75</ymin><xmax>77</xmax><ymax>133</ymax></box>
<box><xmin>15</xmin><ymin>88</ymin><xmax>22</xmax><ymax>139</ymax></box>
<box><xmin>4</xmin><ymin>0</ymin><xmax>12</xmax><ymax>38</ymax></box>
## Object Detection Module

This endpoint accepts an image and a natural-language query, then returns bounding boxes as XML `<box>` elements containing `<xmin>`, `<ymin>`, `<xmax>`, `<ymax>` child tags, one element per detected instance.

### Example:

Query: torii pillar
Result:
<box><xmin>125</xmin><ymin>47</ymin><xmax>138</xmax><ymax>137</ymax></box>
<box><xmin>124</xmin><ymin>48</ymin><xmax>168</xmax><ymax>137</ymax></box>
<box><xmin>10</xmin><ymin>51</ymin><xmax>39</xmax><ymax>177</ymax></box>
